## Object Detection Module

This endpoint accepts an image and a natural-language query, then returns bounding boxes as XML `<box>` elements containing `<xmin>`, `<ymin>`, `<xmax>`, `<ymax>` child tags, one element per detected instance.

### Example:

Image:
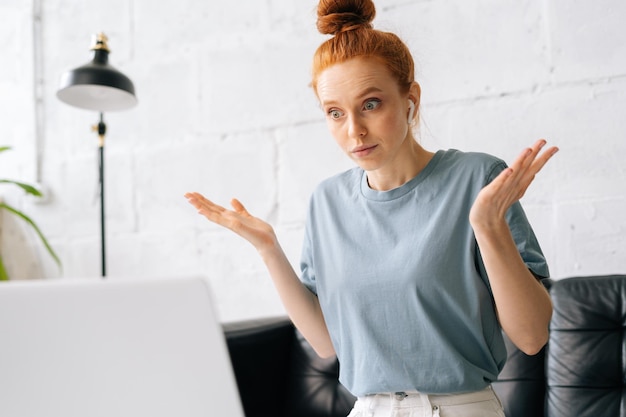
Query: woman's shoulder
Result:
<box><xmin>440</xmin><ymin>148</ymin><xmax>504</xmax><ymax>166</ymax></box>
<box><xmin>314</xmin><ymin>166</ymin><xmax>362</xmax><ymax>195</ymax></box>
<box><xmin>438</xmin><ymin>148</ymin><xmax>507</xmax><ymax>177</ymax></box>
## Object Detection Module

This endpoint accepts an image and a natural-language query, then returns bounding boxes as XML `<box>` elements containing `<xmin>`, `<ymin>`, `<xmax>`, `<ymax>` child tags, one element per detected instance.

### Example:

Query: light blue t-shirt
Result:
<box><xmin>299</xmin><ymin>149</ymin><xmax>549</xmax><ymax>396</ymax></box>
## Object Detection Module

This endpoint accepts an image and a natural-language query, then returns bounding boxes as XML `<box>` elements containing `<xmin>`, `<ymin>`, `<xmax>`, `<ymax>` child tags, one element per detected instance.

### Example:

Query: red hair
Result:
<box><xmin>312</xmin><ymin>0</ymin><xmax>415</xmax><ymax>95</ymax></box>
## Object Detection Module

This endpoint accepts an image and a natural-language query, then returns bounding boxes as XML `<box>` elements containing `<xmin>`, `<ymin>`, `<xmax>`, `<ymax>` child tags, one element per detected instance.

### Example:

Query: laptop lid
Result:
<box><xmin>0</xmin><ymin>276</ymin><xmax>245</xmax><ymax>417</ymax></box>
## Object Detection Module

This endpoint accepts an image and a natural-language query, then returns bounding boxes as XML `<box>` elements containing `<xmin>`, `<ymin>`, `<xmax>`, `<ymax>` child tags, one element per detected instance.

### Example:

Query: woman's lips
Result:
<box><xmin>351</xmin><ymin>144</ymin><xmax>377</xmax><ymax>158</ymax></box>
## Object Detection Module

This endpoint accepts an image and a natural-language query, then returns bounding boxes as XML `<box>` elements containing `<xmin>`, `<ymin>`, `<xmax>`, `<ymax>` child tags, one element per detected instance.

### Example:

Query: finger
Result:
<box><xmin>510</xmin><ymin>143</ymin><xmax>541</xmax><ymax>176</ymax></box>
<box><xmin>510</xmin><ymin>139</ymin><xmax>558</xmax><ymax>180</ymax></box>
<box><xmin>185</xmin><ymin>192</ymin><xmax>209</xmax><ymax>205</ymax></box>
<box><xmin>230</xmin><ymin>198</ymin><xmax>247</xmax><ymax>214</ymax></box>
<box><xmin>186</xmin><ymin>192</ymin><xmax>218</xmax><ymax>209</ymax></box>
<box><xmin>185</xmin><ymin>193</ymin><xmax>228</xmax><ymax>219</ymax></box>
<box><xmin>185</xmin><ymin>192</ymin><xmax>210</xmax><ymax>209</ymax></box>
<box><xmin>184</xmin><ymin>191</ymin><xmax>199</xmax><ymax>202</ymax></box>
<box><xmin>529</xmin><ymin>144</ymin><xmax>559</xmax><ymax>175</ymax></box>
<box><xmin>184</xmin><ymin>192</ymin><xmax>204</xmax><ymax>209</ymax></box>
<box><xmin>514</xmin><ymin>143</ymin><xmax>558</xmax><ymax>190</ymax></box>
<box><xmin>531</xmin><ymin>138</ymin><xmax>547</xmax><ymax>153</ymax></box>
<box><xmin>514</xmin><ymin>146</ymin><xmax>541</xmax><ymax>189</ymax></box>
<box><xmin>489</xmin><ymin>166</ymin><xmax>514</xmax><ymax>189</ymax></box>
<box><xmin>510</xmin><ymin>141</ymin><xmax>558</xmax><ymax>198</ymax></box>
<box><xmin>484</xmin><ymin>144</ymin><xmax>539</xmax><ymax>202</ymax></box>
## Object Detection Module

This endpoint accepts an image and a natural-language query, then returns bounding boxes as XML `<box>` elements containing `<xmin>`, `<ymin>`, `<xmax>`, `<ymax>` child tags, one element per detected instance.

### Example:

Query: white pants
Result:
<box><xmin>347</xmin><ymin>386</ymin><xmax>505</xmax><ymax>417</ymax></box>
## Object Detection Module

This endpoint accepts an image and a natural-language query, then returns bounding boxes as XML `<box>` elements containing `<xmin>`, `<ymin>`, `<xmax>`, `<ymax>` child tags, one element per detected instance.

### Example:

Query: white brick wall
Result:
<box><xmin>1</xmin><ymin>0</ymin><xmax>625</xmax><ymax>322</ymax></box>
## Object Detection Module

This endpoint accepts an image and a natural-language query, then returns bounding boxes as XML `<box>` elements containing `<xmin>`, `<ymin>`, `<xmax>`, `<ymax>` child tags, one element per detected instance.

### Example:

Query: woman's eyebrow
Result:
<box><xmin>356</xmin><ymin>86</ymin><xmax>384</xmax><ymax>98</ymax></box>
<box><xmin>321</xmin><ymin>86</ymin><xmax>384</xmax><ymax>107</ymax></box>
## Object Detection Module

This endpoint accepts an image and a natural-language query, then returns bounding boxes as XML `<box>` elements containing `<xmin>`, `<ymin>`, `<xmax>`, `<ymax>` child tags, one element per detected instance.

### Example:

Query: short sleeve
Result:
<box><xmin>299</xmin><ymin>202</ymin><xmax>318</xmax><ymax>295</ymax></box>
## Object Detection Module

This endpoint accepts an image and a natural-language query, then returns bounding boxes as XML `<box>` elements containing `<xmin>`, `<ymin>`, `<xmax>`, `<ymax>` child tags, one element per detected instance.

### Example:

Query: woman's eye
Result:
<box><xmin>329</xmin><ymin>109</ymin><xmax>343</xmax><ymax>119</ymax></box>
<box><xmin>363</xmin><ymin>99</ymin><xmax>381</xmax><ymax>111</ymax></box>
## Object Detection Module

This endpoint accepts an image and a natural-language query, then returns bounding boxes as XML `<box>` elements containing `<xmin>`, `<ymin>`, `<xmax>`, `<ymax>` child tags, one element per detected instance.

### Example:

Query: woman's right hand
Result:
<box><xmin>185</xmin><ymin>192</ymin><xmax>336</xmax><ymax>358</ymax></box>
<box><xmin>184</xmin><ymin>192</ymin><xmax>277</xmax><ymax>252</ymax></box>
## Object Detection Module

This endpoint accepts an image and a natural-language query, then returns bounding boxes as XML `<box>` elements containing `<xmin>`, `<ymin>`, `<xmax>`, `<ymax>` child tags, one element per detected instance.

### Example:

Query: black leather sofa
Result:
<box><xmin>223</xmin><ymin>274</ymin><xmax>626</xmax><ymax>417</ymax></box>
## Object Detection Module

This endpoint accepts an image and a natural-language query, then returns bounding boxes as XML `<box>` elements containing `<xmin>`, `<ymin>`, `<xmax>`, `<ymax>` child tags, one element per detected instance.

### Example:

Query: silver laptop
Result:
<box><xmin>0</xmin><ymin>276</ymin><xmax>245</xmax><ymax>417</ymax></box>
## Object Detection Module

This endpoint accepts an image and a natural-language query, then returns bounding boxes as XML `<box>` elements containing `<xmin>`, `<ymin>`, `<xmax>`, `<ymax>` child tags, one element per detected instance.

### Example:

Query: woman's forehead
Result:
<box><xmin>316</xmin><ymin>57</ymin><xmax>398</xmax><ymax>104</ymax></box>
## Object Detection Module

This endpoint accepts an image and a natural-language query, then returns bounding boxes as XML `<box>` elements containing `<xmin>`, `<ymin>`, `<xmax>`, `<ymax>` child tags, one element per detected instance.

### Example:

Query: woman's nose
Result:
<box><xmin>348</xmin><ymin>114</ymin><xmax>367</xmax><ymax>138</ymax></box>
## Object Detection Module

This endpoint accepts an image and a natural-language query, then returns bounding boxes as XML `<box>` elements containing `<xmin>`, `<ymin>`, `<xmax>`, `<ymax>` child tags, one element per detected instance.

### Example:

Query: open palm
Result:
<box><xmin>185</xmin><ymin>192</ymin><xmax>277</xmax><ymax>251</ymax></box>
<box><xmin>470</xmin><ymin>139</ymin><xmax>558</xmax><ymax>229</ymax></box>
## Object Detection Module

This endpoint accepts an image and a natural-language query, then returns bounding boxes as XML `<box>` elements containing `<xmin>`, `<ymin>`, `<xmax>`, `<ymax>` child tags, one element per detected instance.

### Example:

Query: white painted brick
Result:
<box><xmin>133</xmin><ymin>0</ymin><xmax>270</xmax><ymax>49</ymax></box>
<box><xmin>107</xmin><ymin>230</ymin><xmax>203</xmax><ymax>278</ymax></box>
<box><xmin>103</xmin><ymin>149</ymin><xmax>137</xmax><ymax>234</ymax></box>
<box><xmin>422</xmin><ymin>78</ymin><xmax>626</xmax><ymax>202</ymax></box>
<box><xmin>553</xmin><ymin>199</ymin><xmax>626</xmax><ymax>277</ymax></box>
<box><xmin>199</xmin><ymin>41</ymin><xmax>319</xmax><ymax>133</ymax></box>
<box><xmin>63</xmin><ymin>237</ymin><xmax>101</xmax><ymax>277</ymax></box>
<box><xmin>277</xmin><ymin>121</ymin><xmax>353</xmax><ymax>225</ymax></box>
<box><xmin>133</xmin><ymin>131</ymin><xmax>277</xmax><ymax>233</ymax></box>
<box><xmin>61</xmin><ymin>154</ymin><xmax>101</xmax><ymax>238</ymax></box>
<box><xmin>547</xmin><ymin>0</ymin><xmax>626</xmax><ymax>83</ymax></box>
<box><xmin>43</xmin><ymin>0</ymin><xmax>133</xmax><ymax>61</ymax></box>
<box><xmin>1</xmin><ymin>0</ymin><xmax>625</xmax><ymax>322</ymax></box>
<box><xmin>382</xmin><ymin>0</ymin><xmax>549</xmax><ymax>104</ymax></box>
<box><xmin>0</xmin><ymin>1</ymin><xmax>33</xmax><ymax>85</ymax></box>
<box><xmin>194</xmin><ymin>229</ymin><xmax>285</xmax><ymax>322</ymax></box>
<box><xmin>0</xmin><ymin>2</ymin><xmax>36</xmax><ymax>180</ymax></box>
<box><xmin>122</xmin><ymin>51</ymin><xmax>203</xmax><ymax>146</ymax></box>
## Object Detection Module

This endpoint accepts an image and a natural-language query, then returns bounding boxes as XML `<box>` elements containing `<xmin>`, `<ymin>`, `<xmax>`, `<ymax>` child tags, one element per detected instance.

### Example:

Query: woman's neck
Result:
<box><xmin>366</xmin><ymin>140</ymin><xmax>434</xmax><ymax>191</ymax></box>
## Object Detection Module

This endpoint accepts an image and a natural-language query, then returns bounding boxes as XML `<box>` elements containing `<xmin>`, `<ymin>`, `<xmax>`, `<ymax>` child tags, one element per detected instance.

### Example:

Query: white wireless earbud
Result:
<box><xmin>407</xmin><ymin>100</ymin><xmax>416</xmax><ymax>124</ymax></box>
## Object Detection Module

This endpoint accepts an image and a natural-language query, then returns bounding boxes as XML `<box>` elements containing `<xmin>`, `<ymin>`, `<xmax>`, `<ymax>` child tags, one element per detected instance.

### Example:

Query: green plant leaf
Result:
<box><xmin>0</xmin><ymin>202</ymin><xmax>62</xmax><ymax>270</ymax></box>
<box><xmin>0</xmin><ymin>255</ymin><xmax>8</xmax><ymax>281</ymax></box>
<box><xmin>0</xmin><ymin>146</ymin><xmax>59</xmax><ymax>279</ymax></box>
<box><xmin>0</xmin><ymin>179</ymin><xmax>43</xmax><ymax>197</ymax></box>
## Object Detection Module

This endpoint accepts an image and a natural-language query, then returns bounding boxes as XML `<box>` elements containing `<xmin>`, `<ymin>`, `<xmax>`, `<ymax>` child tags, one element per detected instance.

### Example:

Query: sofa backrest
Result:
<box><xmin>224</xmin><ymin>274</ymin><xmax>626</xmax><ymax>417</ymax></box>
<box><xmin>546</xmin><ymin>274</ymin><xmax>626</xmax><ymax>417</ymax></box>
<box><xmin>493</xmin><ymin>274</ymin><xmax>626</xmax><ymax>417</ymax></box>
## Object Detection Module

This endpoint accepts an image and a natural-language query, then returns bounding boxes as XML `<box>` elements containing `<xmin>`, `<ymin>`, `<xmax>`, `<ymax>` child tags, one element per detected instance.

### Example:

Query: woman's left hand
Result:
<box><xmin>469</xmin><ymin>139</ymin><xmax>558</xmax><ymax>230</ymax></box>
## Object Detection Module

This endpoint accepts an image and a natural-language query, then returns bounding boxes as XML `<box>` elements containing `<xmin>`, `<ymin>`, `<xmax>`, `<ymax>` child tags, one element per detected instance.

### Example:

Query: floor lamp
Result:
<box><xmin>57</xmin><ymin>33</ymin><xmax>137</xmax><ymax>278</ymax></box>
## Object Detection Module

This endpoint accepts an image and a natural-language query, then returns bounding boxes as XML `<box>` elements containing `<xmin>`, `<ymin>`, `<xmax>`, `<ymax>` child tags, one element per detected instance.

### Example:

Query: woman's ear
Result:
<box><xmin>407</xmin><ymin>100</ymin><xmax>416</xmax><ymax>124</ymax></box>
<box><xmin>408</xmin><ymin>82</ymin><xmax>421</xmax><ymax>110</ymax></box>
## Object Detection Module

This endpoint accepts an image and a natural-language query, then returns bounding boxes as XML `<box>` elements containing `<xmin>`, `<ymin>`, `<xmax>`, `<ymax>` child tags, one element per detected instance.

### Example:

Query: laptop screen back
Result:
<box><xmin>0</xmin><ymin>276</ymin><xmax>245</xmax><ymax>417</ymax></box>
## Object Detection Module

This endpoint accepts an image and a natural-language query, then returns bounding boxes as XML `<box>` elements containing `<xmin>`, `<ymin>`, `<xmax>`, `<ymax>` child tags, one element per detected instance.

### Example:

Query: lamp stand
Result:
<box><xmin>57</xmin><ymin>33</ymin><xmax>136</xmax><ymax>278</ymax></box>
<box><xmin>94</xmin><ymin>113</ymin><xmax>107</xmax><ymax>278</ymax></box>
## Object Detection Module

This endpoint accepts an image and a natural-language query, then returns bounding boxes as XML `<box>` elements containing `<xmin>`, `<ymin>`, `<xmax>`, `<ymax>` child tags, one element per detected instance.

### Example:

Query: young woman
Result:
<box><xmin>186</xmin><ymin>0</ymin><xmax>558</xmax><ymax>415</ymax></box>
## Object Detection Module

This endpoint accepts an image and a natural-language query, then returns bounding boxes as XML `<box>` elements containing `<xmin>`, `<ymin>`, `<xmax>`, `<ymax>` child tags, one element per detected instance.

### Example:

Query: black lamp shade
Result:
<box><xmin>57</xmin><ymin>35</ymin><xmax>137</xmax><ymax>112</ymax></box>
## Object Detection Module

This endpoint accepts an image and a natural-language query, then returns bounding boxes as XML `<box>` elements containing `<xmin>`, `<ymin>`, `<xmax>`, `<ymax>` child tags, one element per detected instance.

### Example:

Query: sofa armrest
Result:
<box><xmin>223</xmin><ymin>316</ymin><xmax>356</xmax><ymax>417</ymax></box>
<box><xmin>284</xmin><ymin>330</ymin><xmax>356</xmax><ymax>417</ymax></box>
<box><xmin>492</xmin><ymin>333</ymin><xmax>546</xmax><ymax>417</ymax></box>
<box><xmin>224</xmin><ymin>317</ymin><xmax>295</xmax><ymax>417</ymax></box>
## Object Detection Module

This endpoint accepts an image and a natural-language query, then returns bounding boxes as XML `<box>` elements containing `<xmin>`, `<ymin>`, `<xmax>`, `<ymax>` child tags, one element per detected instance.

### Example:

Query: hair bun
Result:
<box><xmin>316</xmin><ymin>0</ymin><xmax>376</xmax><ymax>35</ymax></box>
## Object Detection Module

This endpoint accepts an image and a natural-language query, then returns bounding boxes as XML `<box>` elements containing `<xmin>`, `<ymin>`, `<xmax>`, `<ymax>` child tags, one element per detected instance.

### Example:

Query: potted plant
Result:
<box><xmin>0</xmin><ymin>146</ymin><xmax>61</xmax><ymax>280</ymax></box>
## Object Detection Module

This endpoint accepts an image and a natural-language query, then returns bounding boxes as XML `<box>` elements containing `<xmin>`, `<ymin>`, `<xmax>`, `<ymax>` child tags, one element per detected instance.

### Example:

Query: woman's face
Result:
<box><xmin>316</xmin><ymin>56</ymin><xmax>415</xmax><ymax>173</ymax></box>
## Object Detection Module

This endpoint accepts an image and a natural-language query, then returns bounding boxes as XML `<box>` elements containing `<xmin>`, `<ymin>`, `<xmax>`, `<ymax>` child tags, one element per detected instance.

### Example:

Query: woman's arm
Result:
<box><xmin>473</xmin><ymin>220</ymin><xmax>552</xmax><ymax>355</ymax></box>
<box><xmin>184</xmin><ymin>193</ymin><xmax>335</xmax><ymax>358</ymax></box>
<box><xmin>469</xmin><ymin>139</ymin><xmax>558</xmax><ymax>355</ymax></box>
